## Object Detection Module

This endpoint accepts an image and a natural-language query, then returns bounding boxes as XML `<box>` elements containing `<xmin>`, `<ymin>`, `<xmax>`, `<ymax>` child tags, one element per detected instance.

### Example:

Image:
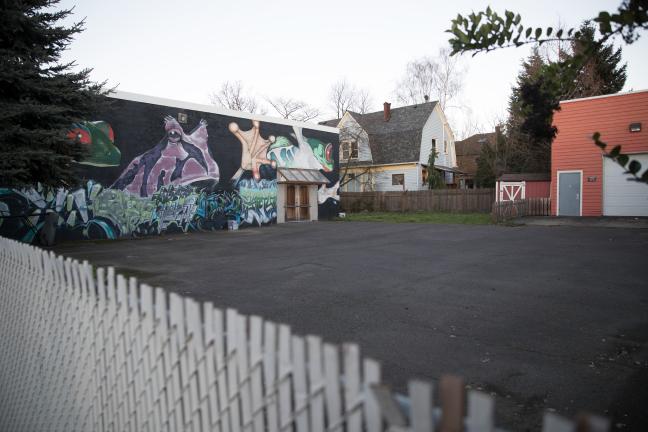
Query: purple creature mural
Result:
<box><xmin>112</xmin><ymin>116</ymin><xmax>219</xmax><ymax>197</ymax></box>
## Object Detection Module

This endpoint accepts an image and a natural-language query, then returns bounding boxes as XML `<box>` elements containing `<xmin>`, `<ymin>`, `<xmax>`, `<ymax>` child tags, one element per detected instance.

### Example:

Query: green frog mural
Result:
<box><xmin>267</xmin><ymin>127</ymin><xmax>334</xmax><ymax>172</ymax></box>
<box><xmin>68</xmin><ymin>121</ymin><xmax>121</xmax><ymax>167</ymax></box>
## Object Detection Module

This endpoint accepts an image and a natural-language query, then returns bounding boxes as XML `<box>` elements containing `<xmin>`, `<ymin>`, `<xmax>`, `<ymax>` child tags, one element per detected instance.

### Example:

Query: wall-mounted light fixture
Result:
<box><xmin>629</xmin><ymin>122</ymin><xmax>641</xmax><ymax>132</ymax></box>
<box><xmin>178</xmin><ymin>112</ymin><xmax>188</xmax><ymax>124</ymax></box>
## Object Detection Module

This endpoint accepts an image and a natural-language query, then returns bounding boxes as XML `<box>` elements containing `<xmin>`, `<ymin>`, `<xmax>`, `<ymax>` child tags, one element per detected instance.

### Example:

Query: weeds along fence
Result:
<box><xmin>491</xmin><ymin>198</ymin><xmax>551</xmax><ymax>222</ymax></box>
<box><xmin>340</xmin><ymin>189</ymin><xmax>495</xmax><ymax>214</ymax></box>
<box><xmin>0</xmin><ymin>236</ymin><xmax>609</xmax><ymax>432</ymax></box>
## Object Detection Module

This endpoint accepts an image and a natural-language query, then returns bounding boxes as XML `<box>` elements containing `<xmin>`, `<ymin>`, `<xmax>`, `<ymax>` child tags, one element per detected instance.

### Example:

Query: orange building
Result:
<box><xmin>551</xmin><ymin>90</ymin><xmax>648</xmax><ymax>216</ymax></box>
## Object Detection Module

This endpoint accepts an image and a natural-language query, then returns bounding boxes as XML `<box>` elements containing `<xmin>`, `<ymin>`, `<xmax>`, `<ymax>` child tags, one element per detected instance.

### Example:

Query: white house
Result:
<box><xmin>321</xmin><ymin>100</ymin><xmax>459</xmax><ymax>192</ymax></box>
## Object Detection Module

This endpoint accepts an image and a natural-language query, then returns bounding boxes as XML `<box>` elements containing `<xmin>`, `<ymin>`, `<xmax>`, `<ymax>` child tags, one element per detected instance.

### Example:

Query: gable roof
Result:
<box><xmin>335</xmin><ymin>101</ymin><xmax>437</xmax><ymax>164</ymax></box>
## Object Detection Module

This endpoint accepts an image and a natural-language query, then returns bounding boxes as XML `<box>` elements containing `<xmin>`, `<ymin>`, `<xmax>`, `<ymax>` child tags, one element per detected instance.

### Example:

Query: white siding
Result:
<box><xmin>419</xmin><ymin>105</ymin><xmax>456</xmax><ymax>168</ymax></box>
<box><xmin>338</xmin><ymin>113</ymin><xmax>372</xmax><ymax>163</ymax></box>
<box><xmin>374</xmin><ymin>165</ymin><xmax>422</xmax><ymax>191</ymax></box>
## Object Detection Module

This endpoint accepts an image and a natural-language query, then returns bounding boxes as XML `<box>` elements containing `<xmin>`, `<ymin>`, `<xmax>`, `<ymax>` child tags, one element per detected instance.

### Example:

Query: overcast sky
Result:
<box><xmin>59</xmin><ymin>0</ymin><xmax>648</xmax><ymax>134</ymax></box>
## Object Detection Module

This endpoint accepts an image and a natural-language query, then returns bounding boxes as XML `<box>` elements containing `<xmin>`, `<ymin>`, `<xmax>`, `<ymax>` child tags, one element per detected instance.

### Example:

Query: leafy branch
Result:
<box><xmin>447</xmin><ymin>1</ymin><xmax>648</xmax><ymax>55</ymax></box>
<box><xmin>593</xmin><ymin>133</ymin><xmax>647</xmax><ymax>182</ymax></box>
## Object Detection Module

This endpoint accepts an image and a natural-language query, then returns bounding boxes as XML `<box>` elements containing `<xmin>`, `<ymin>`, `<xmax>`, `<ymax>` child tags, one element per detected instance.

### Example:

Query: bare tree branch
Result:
<box><xmin>394</xmin><ymin>48</ymin><xmax>465</xmax><ymax>110</ymax></box>
<box><xmin>329</xmin><ymin>79</ymin><xmax>357</xmax><ymax>119</ymax></box>
<box><xmin>266</xmin><ymin>97</ymin><xmax>320</xmax><ymax>122</ymax></box>
<box><xmin>454</xmin><ymin>107</ymin><xmax>484</xmax><ymax>141</ymax></box>
<box><xmin>328</xmin><ymin>79</ymin><xmax>376</xmax><ymax>118</ymax></box>
<box><xmin>356</xmin><ymin>88</ymin><xmax>374</xmax><ymax>114</ymax></box>
<box><xmin>209</xmin><ymin>80</ymin><xmax>266</xmax><ymax>114</ymax></box>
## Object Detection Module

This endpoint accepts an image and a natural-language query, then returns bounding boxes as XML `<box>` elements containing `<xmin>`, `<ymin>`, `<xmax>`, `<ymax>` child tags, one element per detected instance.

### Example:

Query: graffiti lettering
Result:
<box><xmin>238</xmin><ymin>178</ymin><xmax>277</xmax><ymax>225</ymax></box>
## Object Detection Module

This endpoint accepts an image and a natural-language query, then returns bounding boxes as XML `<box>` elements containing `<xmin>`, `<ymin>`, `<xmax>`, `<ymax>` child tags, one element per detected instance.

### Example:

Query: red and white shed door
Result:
<box><xmin>603</xmin><ymin>153</ymin><xmax>648</xmax><ymax>216</ymax></box>
<box><xmin>498</xmin><ymin>181</ymin><xmax>525</xmax><ymax>202</ymax></box>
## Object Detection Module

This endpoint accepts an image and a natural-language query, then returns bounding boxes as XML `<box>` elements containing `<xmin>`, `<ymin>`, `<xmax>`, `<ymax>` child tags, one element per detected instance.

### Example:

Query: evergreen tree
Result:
<box><xmin>0</xmin><ymin>0</ymin><xmax>109</xmax><ymax>188</ymax></box>
<box><xmin>474</xmin><ymin>144</ymin><xmax>496</xmax><ymax>188</ymax></box>
<box><xmin>426</xmin><ymin>148</ymin><xmax>445</xmax><ymax>189</ymax></box>
<box><xmin>475</xmin><ymin>126</ymin><xmax>510</xmax><ymax>187</ymax></box>
<box><xmin>571</xmin><ymin>22</ymin><xmax>627</xmax><ymax>98</ymax></box>
<box><xmin>505</xmin><ymin>50</ymin><xmax>556</xmax><ymax>173</ymax></box>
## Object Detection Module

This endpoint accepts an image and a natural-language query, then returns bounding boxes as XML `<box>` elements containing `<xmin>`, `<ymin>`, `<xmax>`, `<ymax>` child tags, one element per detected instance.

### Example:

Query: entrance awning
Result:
<box><xmin>278</xmin><ymin>168</ymin><xmax>329</xmax><ymax>184</ymax></box>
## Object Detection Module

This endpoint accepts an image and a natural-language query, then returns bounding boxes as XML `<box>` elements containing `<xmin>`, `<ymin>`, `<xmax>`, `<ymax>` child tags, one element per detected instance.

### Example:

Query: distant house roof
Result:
<box><xmin>499</xmin><ymin>173</ymin><xmax>551</xmax><ymax>182</ymax></box>
<box><xmin>455</xmin><ymin>133</ymin><xmax>495</xmax><ymax>156</ymax></box>
<box><xmin>322</xmin><ymin>102</ymin><xmax>437</xmax><ymax>164</ymax></box>
<box><xmin>454</xmin><ymin>132</ymin><xmax>495</xmax><ymax>176</ymax></box>
<box><xmin>318</xmin><ymin>118</ymin><xmax>341</xmax><ymax>127</ymax></box>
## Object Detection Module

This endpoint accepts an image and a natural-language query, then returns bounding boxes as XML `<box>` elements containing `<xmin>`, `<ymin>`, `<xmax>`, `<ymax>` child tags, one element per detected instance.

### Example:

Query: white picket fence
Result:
<box><xmin>0</xmin><ymin>235</ymin><xmax>609</xmax><ymax>432</ymax></box>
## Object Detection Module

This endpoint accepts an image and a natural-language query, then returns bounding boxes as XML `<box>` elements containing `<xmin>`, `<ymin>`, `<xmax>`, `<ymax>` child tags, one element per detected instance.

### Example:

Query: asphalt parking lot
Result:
<box><xmin>53</xmin><ymin>221</ymin><xmax>648</xmax><ymax>431</ymax></box>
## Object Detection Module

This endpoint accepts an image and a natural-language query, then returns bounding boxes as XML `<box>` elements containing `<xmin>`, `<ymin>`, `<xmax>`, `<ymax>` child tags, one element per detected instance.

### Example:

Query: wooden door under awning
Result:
<box><xmin>285</xmin><ymin>185</ymin><xmax>310</xmax><ymax>221</ymax></box>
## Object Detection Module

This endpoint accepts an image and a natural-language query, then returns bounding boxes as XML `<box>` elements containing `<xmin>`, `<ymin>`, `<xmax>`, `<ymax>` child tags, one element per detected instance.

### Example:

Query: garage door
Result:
<box><xmin>603</xmin><ymin>153</ymin><xmax>648</xmax><ymax>216</ymax></box>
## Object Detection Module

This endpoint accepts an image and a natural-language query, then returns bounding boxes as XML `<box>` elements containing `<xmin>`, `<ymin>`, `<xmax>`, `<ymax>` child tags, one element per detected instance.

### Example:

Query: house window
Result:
<box><xmin>431</xmin><ymin>138</ymin><xmax>437</xmax><ymax>154</ymax></box>
<box><xmin>345</xmin><ymin>173</ymin><xmax>360</xmax><ymax>192</ymax></box>
<box><xmin>444</xmin><ymin>140</ymin><xmax>448</xmax><ymax>154</ymax></box>
<box><xmin>341</xmin><ymin>140</ymin><xmax>358</xmax><ymax>160</ymax></box>
<box><xmin>392</xmin><ymin>174</ymin><xmax>404</xmax><ymax>186</ymax></box>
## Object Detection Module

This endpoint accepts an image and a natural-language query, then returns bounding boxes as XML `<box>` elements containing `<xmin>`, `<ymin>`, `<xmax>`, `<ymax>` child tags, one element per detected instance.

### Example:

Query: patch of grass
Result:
<box><xmin>338</xmin><ymin>211</ymin><xmax>492</xmax><ymax>224</ymax></box>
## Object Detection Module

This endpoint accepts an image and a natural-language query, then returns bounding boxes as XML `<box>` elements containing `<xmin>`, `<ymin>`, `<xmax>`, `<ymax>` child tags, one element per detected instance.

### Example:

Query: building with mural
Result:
<box><xmin>0</xmin><ymin>91</ymin><xmax>340</xmax><ymax>244</ymax></box>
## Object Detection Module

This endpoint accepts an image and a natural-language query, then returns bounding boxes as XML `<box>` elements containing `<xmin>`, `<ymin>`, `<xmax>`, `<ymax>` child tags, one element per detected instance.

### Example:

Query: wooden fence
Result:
<box><xmin>492</xmin><ymin>198</ymin><xmax>552</xmax><ymax>222</ymax></box>
<box><xmin>0</xmin><ymin>235</ymin><xmax>608</xmax><ymax>432</ymax></box>
<box><xmin>340</xmin><ymin>189</ymin><xmax>495</xmax><ymax>214</ymax></box>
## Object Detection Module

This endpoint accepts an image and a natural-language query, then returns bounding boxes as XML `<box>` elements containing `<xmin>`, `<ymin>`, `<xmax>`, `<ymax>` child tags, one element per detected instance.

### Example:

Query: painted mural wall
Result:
<box><xmin>0</xmin><ymin>96</ymin><xmax>340</xmax><ymax>243</ymax></box>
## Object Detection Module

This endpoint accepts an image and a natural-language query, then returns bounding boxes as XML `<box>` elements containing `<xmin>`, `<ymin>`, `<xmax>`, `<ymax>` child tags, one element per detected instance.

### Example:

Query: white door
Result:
<box><xmin>498</xmin><ymin>181</ymin><xmax>525</xmax><ymax>202</ymax></box>
<box><xmin>603</xmin><ymin>153</ymin><xmax>648</xmax><ymax>216</ymax></box>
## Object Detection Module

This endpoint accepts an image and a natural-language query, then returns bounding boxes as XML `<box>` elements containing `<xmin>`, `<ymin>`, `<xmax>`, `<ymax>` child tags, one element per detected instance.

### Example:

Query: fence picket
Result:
<box><xmin>263</xmin><ymin>321</ymin><xmax>280</xmax><ymax>432</ymax></box>
<box><xmin>542</xmin><ymin>412</ymin><xmax>575</xmax><ymax>432</ymax></box>
<box><xmin>409</xmin><ymin>380</ymin><xmax>434</xmax><ymax>432</ymax></box>
<box><xmin>343</xmin><ymin>343</ymin><xmax>362</xmax><ymax>432</ymax></box>
<box><xmin>185</xmin><ymin>298</ymin><xmax>204</xmax><ymax>431</ymax></box>
<box><xmin>213</xmin><ymin>307</ymin><xmax>230</xmax><ymax>432</ymax></box>
<box><xmin>323</xmin><ymin>343</ymin><xmax>343</xmax><ymax>432</ymax></box>
<box><xmin>439</xmin><ymin>375</ymin><xmax>464</xmax><ymax>432</ymax></box>
<box><xmin>249</xmin><ymin>316</ymin><xmax>265</xmax><ymax>432</ymax></box>
<box><xmin>226</xmin><ymin>309</ymin><xmax>242</xmax><ymax>432</ymax></box>
<box><xmin>363</xmin><ymin>359</ymin><xmax>381</xmax><ymax>432</ymax></box>
<box><xmin>202</xmin><ymin>303</ymin><xmax>222</xmax><ymax>432</ymax></box>
<box><xmin>169</xmin><ymin>292</ymin><xmax>187</xmax><ymax>431</ymax></box>
<box><xmin>236</xmin><ymin>314</ymin><xmax>253</xmax><ymax>432</ymax></box>
<box><xmin>466</xmin><ymin>390</ymin><xmax>495</xmax><ymax>432</ymax></box>
<box><xmin>291</xmin><ymin>336</ymin><xmax>309</xmax><ymax>432</ymax></box>
<box><xmin>306</xmin><ymin>336</ymin><xmax>325</xmax><ymax>432</ymax></box>
<box><xmin>278</xmin><ymin>324</ymin><xmax>293</xmax><ymax>431</ymax></box>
